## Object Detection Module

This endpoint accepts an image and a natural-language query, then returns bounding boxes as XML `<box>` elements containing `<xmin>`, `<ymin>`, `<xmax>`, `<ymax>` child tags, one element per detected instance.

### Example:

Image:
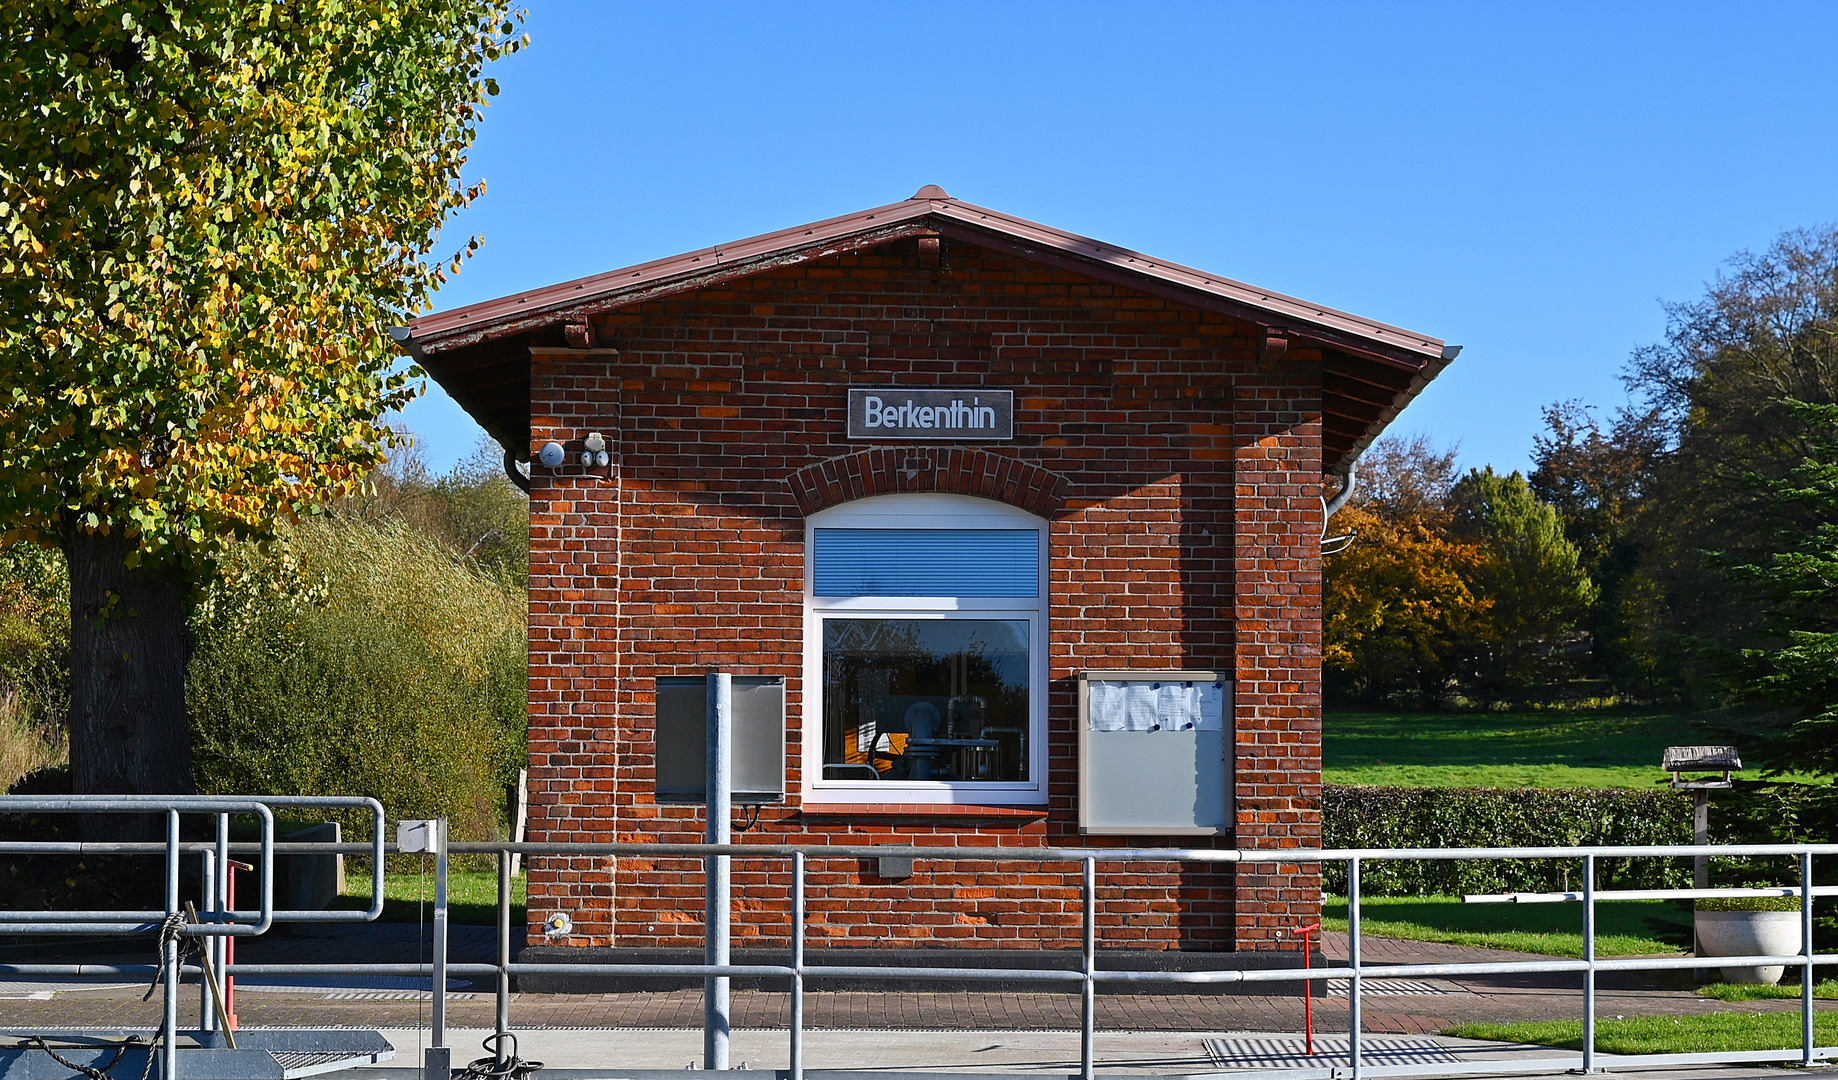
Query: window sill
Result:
<box><xmin>797</xmin><ymin>802</ymin><xmax>1050</xmax><ymax>819</ymax></box>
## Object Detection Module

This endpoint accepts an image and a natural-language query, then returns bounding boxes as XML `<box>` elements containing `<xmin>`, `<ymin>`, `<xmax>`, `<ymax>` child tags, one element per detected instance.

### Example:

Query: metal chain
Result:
<box><xmin>457</xmin><ymin>1033</ymin><xmax>544</xmax><ymax>1080</ymax></box>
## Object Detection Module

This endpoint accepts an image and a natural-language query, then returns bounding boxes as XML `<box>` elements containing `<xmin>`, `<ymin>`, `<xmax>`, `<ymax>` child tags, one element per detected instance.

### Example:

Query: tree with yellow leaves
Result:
<box><xmin>0</xmin><ymin>2</ymin><xmax>524</xmax><ymax>818</ymax></box>
<box><xmin>1325</xmin><ymin>502</ymin><xmax>1493</xmax><ymax>706</ymax></box>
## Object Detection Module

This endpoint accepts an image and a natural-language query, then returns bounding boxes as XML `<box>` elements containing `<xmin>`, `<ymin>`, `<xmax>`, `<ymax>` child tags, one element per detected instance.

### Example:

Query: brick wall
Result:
<box><xmin>523</xmin><ymin>236</ymin><xmax>1323</xmax><ymax>952</ymax></box>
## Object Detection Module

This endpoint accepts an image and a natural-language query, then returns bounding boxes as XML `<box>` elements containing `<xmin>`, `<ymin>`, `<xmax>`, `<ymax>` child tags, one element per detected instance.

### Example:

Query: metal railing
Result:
<box><xmin>1</xmin><ymin>796</ymin><xmax>1834</xmax><ymax>1079</ymax></box>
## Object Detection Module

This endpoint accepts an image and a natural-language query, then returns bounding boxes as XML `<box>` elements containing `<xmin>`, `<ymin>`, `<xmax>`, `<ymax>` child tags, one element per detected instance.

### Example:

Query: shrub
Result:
<box><xmin>188</xmin><ymin>512</ymin><xmax>526</xmax><ymax>843</ymax></box>
<box><xmin>1697</xmin><ymin>895</ymin><xmax>1802</xmax><ymax>912</ymax></box>
<box><xmin>0</xmin><ymin>544</ymin><xmax>68</xmax><ymax>791</ymax></box>
<box><xmin>1322</xmin><ymin>785</ymin><xmax>1693</xmax><ymax>895</ymax></box>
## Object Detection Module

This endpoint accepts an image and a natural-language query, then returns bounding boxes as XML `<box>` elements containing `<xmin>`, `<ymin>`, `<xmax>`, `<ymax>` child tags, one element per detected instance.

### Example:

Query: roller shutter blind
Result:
<box><xmin>813</xmin><ymin>528</ymin><xmax>1039</xmax><ymax>597</ymax></box>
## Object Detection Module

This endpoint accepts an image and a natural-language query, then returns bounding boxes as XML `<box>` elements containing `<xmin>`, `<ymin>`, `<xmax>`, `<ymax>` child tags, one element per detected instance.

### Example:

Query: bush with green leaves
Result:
<box><xmin>188</xmin><ymin>512</ymin><xmax>526</xmax><ymax>842</ymax></box>
<box><xmin>1323</xmin><ymin>785</ymin><xmax>1693</xmax><ymax>895</ymax></box>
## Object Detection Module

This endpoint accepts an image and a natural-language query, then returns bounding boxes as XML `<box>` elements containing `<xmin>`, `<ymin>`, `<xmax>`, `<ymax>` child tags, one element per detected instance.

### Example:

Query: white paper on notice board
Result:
<box><xmin>1087</xmin><ymin>679</ymin><xmax>1226</xmax><ymax>731</ymax></box>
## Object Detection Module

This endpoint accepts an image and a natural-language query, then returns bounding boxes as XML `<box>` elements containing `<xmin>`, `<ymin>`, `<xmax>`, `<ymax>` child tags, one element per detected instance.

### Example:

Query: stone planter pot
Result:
<box><xmin>1695</xmin><ymin>909</ymin><xmax>1801</xmax><ymax>984</ymax></box>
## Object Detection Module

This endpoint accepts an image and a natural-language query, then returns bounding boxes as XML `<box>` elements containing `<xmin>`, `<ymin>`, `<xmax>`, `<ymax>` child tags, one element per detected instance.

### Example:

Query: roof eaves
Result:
<box><xmin>926</xmin><ymin>201</ymin><xmax>1443</xmax><ymax>362</ymax></box>
<box><xmin>409</xmin><ymin>197</ymin><xmax>940</xmax><ymax>350</ymax></box>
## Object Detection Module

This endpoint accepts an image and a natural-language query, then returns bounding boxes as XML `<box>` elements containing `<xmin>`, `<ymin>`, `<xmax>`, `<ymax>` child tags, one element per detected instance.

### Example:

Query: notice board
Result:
<box><xmin>1076</xmin><ymin>670</ymin><xmax>1232</xmax><ymax>835</ymax></box>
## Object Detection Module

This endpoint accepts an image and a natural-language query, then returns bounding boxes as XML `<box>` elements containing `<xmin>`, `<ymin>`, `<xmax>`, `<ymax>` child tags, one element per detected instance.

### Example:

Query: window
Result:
<box><xmin>803</xmin><ymin>493</ymin><xmax>1047</xmax><ymax>805</ymax></box>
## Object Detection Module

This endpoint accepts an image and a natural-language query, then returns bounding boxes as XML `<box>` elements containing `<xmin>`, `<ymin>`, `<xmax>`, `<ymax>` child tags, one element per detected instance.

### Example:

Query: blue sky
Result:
<box><xmin>400</xmin><ymin>1</ymin><xmax>1838</xmax><ymax>477</ymax></box>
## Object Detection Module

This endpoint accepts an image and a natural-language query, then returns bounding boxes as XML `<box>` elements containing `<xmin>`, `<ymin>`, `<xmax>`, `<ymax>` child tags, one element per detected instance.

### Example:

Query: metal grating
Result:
<box><xmin>273</xmin><ymin>1049</ymin><xmax>392</xmax><ymax>1079</ymax></box>
<box><xmin>1207</xmin><ymin>1037</ymin><xmax>1461</xmax><ymax>1068</ymax></box>
<box><xmin>1324</xmin><ymin>978</ymin><xmax>1469</xmax><ymax>996</ymax></box>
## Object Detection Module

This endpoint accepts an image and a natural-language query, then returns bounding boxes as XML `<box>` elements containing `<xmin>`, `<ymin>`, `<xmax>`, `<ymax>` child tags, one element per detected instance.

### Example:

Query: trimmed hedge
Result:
<box><xmin>1322</xmin><ymin>785</ymin><xmax>1694</xmax><ymax>895</ymax></box>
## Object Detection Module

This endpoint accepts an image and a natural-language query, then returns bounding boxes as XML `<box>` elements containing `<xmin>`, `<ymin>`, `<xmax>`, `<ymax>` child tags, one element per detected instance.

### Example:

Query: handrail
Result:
<box><xmin>0</xmin><ymin>798</ymin><xmax>1832</xmax><ymax>1080</ymax></box>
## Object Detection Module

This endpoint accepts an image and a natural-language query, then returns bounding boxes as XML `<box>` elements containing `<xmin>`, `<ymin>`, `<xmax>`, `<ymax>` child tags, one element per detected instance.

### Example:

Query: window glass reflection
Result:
<box><xmin>821</xmin><ymin>619</ymin><xmax>1028</xmax><ymax>783</ymax></box>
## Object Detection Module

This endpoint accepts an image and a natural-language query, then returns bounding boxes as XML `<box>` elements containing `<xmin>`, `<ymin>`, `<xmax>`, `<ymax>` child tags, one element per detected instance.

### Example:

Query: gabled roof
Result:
<box><xmin>401</xmin><ymin>186</ymin><xmax>1457</xmax><ymax>469</ymax></box>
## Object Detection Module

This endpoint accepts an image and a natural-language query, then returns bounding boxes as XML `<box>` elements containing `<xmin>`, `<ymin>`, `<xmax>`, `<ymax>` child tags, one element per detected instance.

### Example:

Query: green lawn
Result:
<box><xmin>1447</xmin><ymin>1013</ymin><xmax>1838</xmax><ymax>1055</ymax></box>
<box><xmin>337</xmin><ymin>870</ymin><xmax>526</xmax><ymax>925</ymax></box>
<box><xmin>1323</xmin><ymin>707</ymin><xmax>1821</xmax><ymax>788</ymax></box>
<box><xmin>1322</xmin><ymin>894</ymin><xmax>1691</xmax><ymax>957</ymax></box>
<box><xmin>1699</xmin><ymin>979</ymin><xmax>1838</xmax><ymax>1002</ymax></box>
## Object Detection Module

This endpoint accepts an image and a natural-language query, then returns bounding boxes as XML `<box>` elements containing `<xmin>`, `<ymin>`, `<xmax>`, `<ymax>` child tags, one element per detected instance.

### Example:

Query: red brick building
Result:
<box><xmin>403</xmin><ymin>187</ymin><xmax>1454</xmax><ymax>960</ymax></box>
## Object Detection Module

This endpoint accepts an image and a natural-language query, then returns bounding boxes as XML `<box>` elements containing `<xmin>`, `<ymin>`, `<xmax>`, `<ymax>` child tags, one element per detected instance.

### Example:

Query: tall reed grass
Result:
<box><xmin>189</xmin><ymin>512</ymin><xmax>526</xmax><ymax>842</ymax></box>
<box><xmin>0</xmin><ymin>543</ymin><xmax>69</xmax><ymax>793</ymax></box>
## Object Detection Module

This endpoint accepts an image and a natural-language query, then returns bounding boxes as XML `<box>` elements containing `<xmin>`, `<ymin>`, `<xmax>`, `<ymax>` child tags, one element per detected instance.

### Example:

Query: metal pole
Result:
<box><xmin>1583</xmin><ymin>854</ymin><xmax>1596</xmax><ymax>1074</ymax></box>
<box><xmin>1081</xmin><ymin>856</ymin><xmax>1096</xmax><ymax>1080</ymax></box>
<box><xmin>1690</xmin><ymin>793</ymin><xmax>1705</xmax><ymax>885</ymax></box>
<box><xmin>790</xmin><ymin>851</ymin><xmax>805</xmax><ymax>1080</ymax></box>
<box><xmin>200</xmin><ymin>851</ymin><xmax>216</xmax><ymax>1032</ymax></box>
<box><xmin>1302</xmin><ymin>923</ymin><xmax>1316</xmax><ymax>1057</ymax></box>
<box><xmin>1348</xmin><ymin>857</ymin><xmax>1361</xmax><ymax>1080</ymax></box>
<box><xmin>164</xmin><ymin>809</ymin><xmax>180</xmax><ymax>1080</ymax></box>
<box><xmin>433</xmin><ymin>819</ymin><xmax>449</xmax><ymax>1049</ymax></box>
<box><xmin>216</xmin><ymin>813</ymin><xmax>233</xmax><ymax>1032</ymax></box>
<box><xmin>1802</xmin><ymin>850</ymin><xmax>1815</xmax><ymax>1067</ymax></box>
<box><xmin>705</xmin><ymin>671</ymin><xmax>732</xmax><ymax>1071</ymax></box>
<box><xmin>498</xmin><ymin>848</ymin><xmax>512</xmax><ymax>1066</ymax></box>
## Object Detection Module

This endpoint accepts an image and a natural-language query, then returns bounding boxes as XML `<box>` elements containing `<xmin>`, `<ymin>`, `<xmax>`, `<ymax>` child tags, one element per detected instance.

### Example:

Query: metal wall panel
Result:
<box><xmin>655</xmin><ymin>676</ymin><xmax>786</xmax><ymax>803</ymax></box>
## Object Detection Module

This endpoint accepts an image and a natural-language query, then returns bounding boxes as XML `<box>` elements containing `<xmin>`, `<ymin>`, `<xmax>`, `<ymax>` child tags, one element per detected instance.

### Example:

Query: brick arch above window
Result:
<box><xmin>785</xmin><ymin>448</ymin><xmax>1070</xmax><ymax>519</ymax></box>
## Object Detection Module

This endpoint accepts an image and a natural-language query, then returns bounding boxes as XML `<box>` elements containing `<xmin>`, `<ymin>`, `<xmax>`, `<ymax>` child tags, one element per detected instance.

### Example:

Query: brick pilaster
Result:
<box><xmin>1231</xmin><ymin>363</ymin><xmax>1325</xmax><ymax>949</ymax></box>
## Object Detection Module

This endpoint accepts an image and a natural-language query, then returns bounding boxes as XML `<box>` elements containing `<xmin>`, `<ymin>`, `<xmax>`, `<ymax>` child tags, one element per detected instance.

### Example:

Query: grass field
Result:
<box><xmin>1447</xmin><ymin>1013</ymin><xmax>1838</xmax><ymax>1055</ymax></box>
<box><xmin>1699</xmin><ymin>979</ymin><xmax>1838</xmax><ymax>1002</ymax></box>
<box><xmin>1323</xmin><ymin>707</ymin><xmax>1820</xmax><ymax>788</ymax></box>
<box><xmin>1321</xmin><ymin>894</ymin><xmax>1692</xmax><ymax>957</ymax></box>
<box><xmin>337</xmin><ymin>870</ymin><xmax>526</xmax><ymax>925</ymax></box>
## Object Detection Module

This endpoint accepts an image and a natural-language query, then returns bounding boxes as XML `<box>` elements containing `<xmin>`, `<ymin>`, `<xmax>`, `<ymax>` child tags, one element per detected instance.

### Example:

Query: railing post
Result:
<box><xmin>497</xmin><ymin>847</ymin><xmax>512</xmax><ymax>1066</ymax></box>
<box><xmin>216</xmin><ymin>813</ymin><xmax>235</xmax><ymax>1033</ymax></box>
<box><xmin>164</xmin><ymin>809</ymin><xmax>180</xmax><ymax>1080</ymax></box>
<box><xmin>1348</xmin><ymin>857</ymin><xmax>1361</xmax><ymax>1080</ymax></box>
<box><xmin>1583</xmin><ymin>853</ymin><xmax>1596</xmax><ymax>1073</ymax></box>
<box><xmin>791</xmin><ymin>851</ymin><xmax>805</xmax><ymax>1080</ymax></box>
<box><xmin>200</xmin><ymin>849</ymin><xmax>216</xmax><ymax>1033</ymax></box>
<box><xmin>1081</xmin><ymin>855</ymin><xmax>1096</xmax><ymax>1080</ymax></box>
<box><xmin>1802</xmin><ymin>849</ymin><xmax>1815</xmax><ymax>1067</ymax></box>
<box><xmin>433</xmin><ymin>818</ymin><xmax>449</xmax><ymax>1051</ymax></box>
<box><xmin>705</xmin><ymin>671</ymin><xmax>733</xmax><ymax>1071</ymax></box>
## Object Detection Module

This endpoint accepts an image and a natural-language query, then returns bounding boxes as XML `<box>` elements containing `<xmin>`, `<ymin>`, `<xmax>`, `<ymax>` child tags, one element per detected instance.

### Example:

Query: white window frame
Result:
<box><xmin>802</xmin><ymin>492</ymin><xmax>1048</xmax><ymax>806</ymax></box>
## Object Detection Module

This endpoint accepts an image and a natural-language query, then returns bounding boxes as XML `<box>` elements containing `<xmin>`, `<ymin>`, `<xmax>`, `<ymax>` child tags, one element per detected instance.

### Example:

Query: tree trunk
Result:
<box><xmin>62</xmin><ymin>527</ymin><xmax>196</xmax><ymax>840</ymax></box>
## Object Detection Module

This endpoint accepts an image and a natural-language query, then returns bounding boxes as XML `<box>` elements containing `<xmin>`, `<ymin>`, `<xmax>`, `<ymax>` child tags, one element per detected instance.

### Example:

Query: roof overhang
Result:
<box><xmin>403</xmin><ymin>187</ymin><xmax>1457</xmax><ymax>469</ymax></box>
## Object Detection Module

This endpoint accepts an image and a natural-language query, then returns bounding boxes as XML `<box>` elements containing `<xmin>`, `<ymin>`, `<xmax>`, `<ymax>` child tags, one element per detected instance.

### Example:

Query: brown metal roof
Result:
<box><xmin>402</xmin><ymin>186</ymin><xmax>1458</xmax><ymax>469</ymax></box>
<box><xmin>409</xmin><ymin>186</ymin><xmax>1448</xmax><ymax>364</ymax></box>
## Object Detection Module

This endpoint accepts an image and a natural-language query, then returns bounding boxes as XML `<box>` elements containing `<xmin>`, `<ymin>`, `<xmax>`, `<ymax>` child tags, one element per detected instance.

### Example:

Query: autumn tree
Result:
<box><xmin>0</xmin><ymin>3</ymin><xmax>524</xmax><ymax>816</ymax></box>
<box><xmin>1323</xmin><ymin>503</ymin><xmax>1491</xmax><ymax>706</ymax></box>
<box><xmin>1324</xmin><ymin>436</ymin><xmax>1492</xmax><ymax>706</ymax></box>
